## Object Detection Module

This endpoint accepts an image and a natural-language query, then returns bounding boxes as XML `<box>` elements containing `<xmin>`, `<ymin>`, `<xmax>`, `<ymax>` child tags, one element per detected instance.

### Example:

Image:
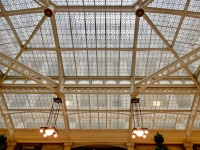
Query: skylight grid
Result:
<box><xmin>88</xmin><ymin>50</ymin><xmax>97</xmax><ymax>76</ymax></box>
<box><xmin>1</xmin><ymin>0</ymin><xmax>39</xmax><ymax>11</ymax></box>
<box><xmin>69</xmin><ymin>113</ymin><xmax>129</xmax><ymax>129</ymax></box>
<box><xmin>0</xmin><ymin>116</ymin><xmax>6</xmax><ymax>129</ymax></box>
<box><xmin>106</xmin><ymin>13</ymin><xmax>120</xmax><ymax>48</ymax></box>
<box><xmin>107</xmin><ymin>51</ymin><xmax>119</xmax><ymax>76</ymax></box>
<box><xmin>62</xmin><ymin>51</ymin><xmax>76</xmax><ymax>76</ymax></box>
<box><xmin>4</xmin><ymin>94</ymin><xmax>55</xmax><ymax>109</ymax></box>
<box><xmin>149</xmin><ymin>0</ymin><xmax>187</xmax><ymax>10</ymax></box>
<box><xmin>70</xmin><ymin>13</ymin><xmax>86</xmax><ymax>48</ymax></box>
<box><xmin>137</xmin><ymin>18</ymin><xmax>165</xmax><ymax>48</ymax></box>
<box><xmin>75</xmin><ymin>51</ymin><xmax>89</xmax><ymax>76</ymax></box>
<box><xmin>175</xmin><ymin>17</ymin><xmax>200</xmax><ymax>55</ymax></box>
<box><xmin>122</xmin><ymin>0</ymin><xmax>137</xmax><ymax>6</ymax></box>
<box><xmin>119</xmin><ymin>51</ymin><xmax>132</xmax><ymax>76</ymax></box>
<box><xmin>56</xmin><ymin>13</ymin><xmax>73</xmax><ymax>48</ymax></box>
<box><xmin>138</xmin><ymin>94</ymin><xmax>194</xmax><ymax>110</ymax></box>
<box><xmin>188</xmin><ymin>60</ymin><xmax>200</xmax><ymax>74</ymax></box>
<box><xmin>96</xmin><ymin>13</ymin><xmax>106</xmax><ymax>48</ymax></box>
<box><xmin>85</xmin><ymin>13</ymin><xmax>96</xmax><ymax>48</ymax></box>
<box><xmin>10</xmin><ymin>13</ymin><xmax>43</xmax><ymax>45</ymax></box>
<box><xmin>0</xmin><ymin>18</ymin><xmax>20</xmax><ymax>58</ymax></box>
<box><xmin>147</xmin><ymin>13</ymin><xmax>181</xmax><ymax>45</ymax></box>
<box><xmin>120</xmin><ymin>13</ymin><xmax>135</xmax><ymax>48</ymax></box>
<box><xmin>65</xmin><ymin>94</ymin><xmax>130</xmax><ymax>110</ymax></box>
<box><xmin>28</xmin><ymin>18</ymin><xmax>55</xmax><ymax>48</ymax></box>
<box><xmin>188</xmin><ymin>0</ymin><xmax>200</xmax><ymax>12</ymax></box>
<box><xmin>51</xmin><ymin>0</ymin><xmax>68</xmax><ymax>6</ymax></box>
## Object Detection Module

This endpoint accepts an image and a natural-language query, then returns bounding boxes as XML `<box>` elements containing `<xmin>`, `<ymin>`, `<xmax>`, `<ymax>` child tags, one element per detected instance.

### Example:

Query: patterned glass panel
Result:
<box><xmin>135</xmin><ymin>51</ymin><xmax>176</xmax><ymax>76</ymax></box>
<box><xmin>11</xmin><ymin>113</ymin><xmax>65</xmax><ymax>129</ymax></box>
<box><xmin>85</xmin><ymin>13</ymin><xmax>96</xmax><ymax>48</ymax></box>
<box><xmin>138</xmin><ymin>18</ymin><xmax>166</xmax><ymax>48</ymax></box>
<box><xmin>2</xmin><ymin>0</ymin><xmax>39</xmax><ymax>11</ymax></box>
<box><xmin>0</xmin><ymin>116</ymin><xmax>6</xmax><ymax>129</ymax></box>
<box><xmin>106</xmin><ymin>13</ymin><xmax>120</xmax><ymax>48</ymax></box>
<box><xmin>193</xmin><ymin>114</ymin><xmax>200</xmax><ymax>130</ymax></box>
<box><xmin>51</xmin><ymin>0</ymin><xmax>67</xmax><ymax>6</ymax></box>
<box><xmin>20</xmin><ymin>51</ymin><xmax>58</xmax><ymax>76</ymax></box>
<box><xmin>70</xmin><ymin>12</ymin><xmax>86</xmax><ymax>48</ymax></box>
<box><xmin>175</xmin><ymin>17</ymin><xmax>200</xmax><ymax>56</ymax></box>
<box><xmin>65</xmin><ymin>94</ymin><xmax>130</xmax><ymax>110</ymax></box>
<box><xmin>56</xmin><ymin>13</ymin><xmax>73</xmax><ymax>48</ymax></box>
<box><xmin>96</xmin><ymin>13</ymin><xmax>105</xmax><ymax>48</ymax></box>
<box><xmin>0</xmin><ymin>18</ymin><xmax>20</xmax><ymax>58</ymax></box>
<box><xmin>28</xmin><ymin>18</ymin><xmax>55</xmax><ymax>48</ymax></box>
<box><xmin>149</xmin><ymin>0</ymin><xmax>187</xmax><ymax>10</ymax></box>
<box><xmin>188</xmin><ymin>0</ymin><xmax>200</xmax><ymax>12</ymax></box>
<box><xmin>120</xmin><ymin>13</ymin><xmax>135</xmax><ymax>48</ymax></box>
<box><xmin>10</xmin><ymin>13</ymin><xmax>43</xmax><ymax>45</ymax></box>
<box><xmin>62</xmin><ymin>51</ymin><xmax>76</xmax><ymax>76</ymax></box>
<box><xmin>147</xmin><ymin>13</ymin><xmax>181</xmax><ymax>45</ymax></box>
<box><xmin>4</xmin><ymin>94</ymin><xmax>56</xmax><ymax>109</ymax></box>
<box><xmin>138</xmin><ymin>94</ymin><xmax>194</xmax><ymax>110</ymax></box>
<box><xmin>119</xmin><ymin>51</ymin><xmax>133</xmax><ymax>76</ymax></box>
<box><xmin>75</xmin><ymin>51</ymin><xmax>89</xmax><ymax>76</ymax></box>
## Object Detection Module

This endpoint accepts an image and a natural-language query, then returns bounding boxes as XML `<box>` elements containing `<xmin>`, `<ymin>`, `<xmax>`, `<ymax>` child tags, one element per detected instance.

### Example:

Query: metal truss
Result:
<box><xmin>0</xmin><ymin>53</ymin><xmax>58</xmax><ymax>91</ymax></box>
<box><xmin>136</xmin><ymin>47</ymin><xmax>200</xmax><ymax>91</ymax></box>
<box><xmin>0</xmin><ymin>95</ymin><xmax>14</xmax><ymax>140</ymax></box>
<box><xmin>186</xmin><ymin>94</ymin><xmax>200</xmax><ymax>141</ymax></box>
<box><xmin>24</xmin><ymin>47</ymin><xmax>169</xmax><ymax>51</ymax></box>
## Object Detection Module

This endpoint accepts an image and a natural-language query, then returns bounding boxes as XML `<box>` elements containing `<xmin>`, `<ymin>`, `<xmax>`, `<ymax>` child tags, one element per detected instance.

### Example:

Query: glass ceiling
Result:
<box><xmin>0</xmin><ymin>0</ymin><xmax>200</xmax><ymax>135</ymax></box>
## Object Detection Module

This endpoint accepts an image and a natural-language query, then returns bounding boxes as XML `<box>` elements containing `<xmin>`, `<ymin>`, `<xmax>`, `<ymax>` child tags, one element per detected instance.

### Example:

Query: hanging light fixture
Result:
<box><xmin>40</xmin><ymin>97</ymin><xmax>62</xmax><ymax>137</ymax></box>
<box><xmin>131</xmin><ymin>97</ymin><xmax>148</xmax><ymax>138</ymax></box>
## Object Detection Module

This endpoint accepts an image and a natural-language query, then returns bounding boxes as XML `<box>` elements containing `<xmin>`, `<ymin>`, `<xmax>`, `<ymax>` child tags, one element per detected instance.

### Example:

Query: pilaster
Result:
<box><xmin>126</xmin><ymin>142</ymin><xmax>135</xmax><ymax>150</ymax></box>
<box><xmin>184</xmin><ymin>142</ymin><xmax>193</xmax><ymax>150</ymax></box>
<box><xmin>64</xmin><ymin>142</ymin><xmax>72</xmax><ymax>150</ymax></box>
<box><xmin>6</xmin><ymin>141</ymin><xmax>17</xmax><ymax>150</ymax></box>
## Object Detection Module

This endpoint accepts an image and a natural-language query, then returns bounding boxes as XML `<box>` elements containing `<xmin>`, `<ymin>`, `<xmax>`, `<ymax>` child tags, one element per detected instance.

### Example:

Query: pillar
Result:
<box><xmin>184</xmin><ymin>142</ymin><xmax>193</xmax><ymax>150</ymax></box>
<box><xmin>6</xmin><ymin>141</ymin><xmax>17</xmax><ymax>150</ymax></box>
<box><xmin>126</xmin><ymin>143</ymin><xmax>135</xmax><ymax>150</ymax></box>
<box><xmin>64</xmin><ymin>142</ymin><xmax>72</xmax><ymax>150</ymax></box>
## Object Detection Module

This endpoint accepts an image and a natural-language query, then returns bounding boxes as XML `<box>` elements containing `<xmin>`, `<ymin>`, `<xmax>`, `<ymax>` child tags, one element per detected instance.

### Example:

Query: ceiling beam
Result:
<box><xmin>0</xmin><ymin>53</ymin><xmax>58</xmax><ymax>91</ymax></box>
<box><xmin>136</xmin><ymin>46</ymin><xmax>200</xmax><ymax>91</ymax></box>
<box><xmin>0</xmin><ymin>15</ymin><xmax>47</xmax><ymax>85</ymax></box>
<box><xmin>171</xmin><ymin>0</ymin><xmax>190</xmax><ymax>47</ymax></box>
<box><xmin>24</xmin><ymin>47</ymin><xmax>169</xmax><ymax>51</ymax></box>
<box><xmin>143</xmin><ymin>13</ymin><xmax>200</xmax><ymax>91</ymax></box>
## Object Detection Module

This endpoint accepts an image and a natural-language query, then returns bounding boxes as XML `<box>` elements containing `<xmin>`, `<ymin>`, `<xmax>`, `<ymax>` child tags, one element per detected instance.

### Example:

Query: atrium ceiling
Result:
<box><xmin>0</xmin><ymin>0</ymin><xmax>200</xmax><ymax>145</ymax></box>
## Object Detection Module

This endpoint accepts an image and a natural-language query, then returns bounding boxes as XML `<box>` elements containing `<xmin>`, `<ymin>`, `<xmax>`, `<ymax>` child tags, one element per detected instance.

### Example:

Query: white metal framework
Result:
<box><xmin>0</xmin><ymin>0</ymin><xmax>200</xmax><ymax>146</ymax></box>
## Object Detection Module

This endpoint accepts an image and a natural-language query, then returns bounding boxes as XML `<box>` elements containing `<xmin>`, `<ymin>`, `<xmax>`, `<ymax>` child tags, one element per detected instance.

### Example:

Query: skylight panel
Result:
<box><xmin>147</xmin><ymin>13</ymin><xmax>181</xmax><ymax>45</ymax></box>
<box><xmin>10</xmin><ymin>13</ymin><xmax>43</xmax><ymax>45</ymax></box>
<box><xmin>28</xmin><ymin>18</ymin><xmax>55</xmax><ymax>48</ymax></box>
<box><xmin>122</xmin><ymin>0</ymin><xmax>137</xmax><ymax>6</ymax></box>
<box><xmin>106</xmin><ymin>13</ymin><xmax>120</xmax><ymax>48</ymax></box>
<box><xmin>85</xmin><ymin>13</ymin><xmax>96</xmax><ymax>48</ymax></box>
<box><xmin>0</xmin><ymin>18</ymin><xmax>20</xmax><ymax>58</ymax></box>
<box><xmin>62</xmin><ymin>51</ymin><xmax>76</xmax><ymax>76</ymax></box>
<box><xmin>2</xmin><ymin>0</ymin><xmax>40</xmax><ymax>11</ymax></box>
<box><xmin>96</xmin><ymin>13</ymin><xmax>106</xmax><ymax>48</ymax></box>
<box><xmin>70</xmin><ymin>12</ymin><xmax>86</xmax><ymax>48</ymax></box>
<box><xmin>0</xmin><ymin>116</ymin><xmax>6</xmax><ymax>129</ymax></box>
<box><xmin>138</xmin><ymin>94</ymin><xmax>194</xmax><ymax>110</ymax></box>
<box><xmin>56</xmin><ymin>13</ymin><xmax>73</xmax><ymax>48</ymax></box>
<box><xmin>88</xmin><ymin>50</ymin><xmax>97</xmax><ymax>76</ymax></box>
<box><xmin>75</xmin><ymin>51</ymin><xmax>89</xmax><ymax>76</ymax></box>
<box><xmin>137</xmin><ymin>18</ymin><xmax>166</xmax><ymax>48</ymax></box>
<box><xmin>119</xmin><ymin>51</ymin><xmax>132</xmax><ymax>76</ymax></box>
<box><xmin>107</xmin><ymin>51</ymin><xmax>119</xmax><ymax>76</ymax></box>
<box><xmin>188</xmin><ymin>0</ymin><xmax>200</xmax><ymax>12</ymax></box>
<box><xmin>148</xmin><ymin>0</ymin><xmax>187</xmax><ymax>10</ymax></box>
<box><xmin>51</xmin><ymin>0</ymin><xmax>67</xmax><ymax>6</ymax></box>
<box><xmin>193</xmin><ymin>114</ymin><xmax>200</xmax><ymax>130</ymax></box>
<box><xmin>67</xmin><ymin>0</ymin><xmax>83</xmax><ymax>6</ymax></box>
<box><xmin>174</xmin><ymin>17</ymin><xmax>200</xmax><ymax>56</ymax></box>
<box><xmin>120</xmin><ymin>13</ymin><xmax>135</xmax><ymax>48</ymax></box>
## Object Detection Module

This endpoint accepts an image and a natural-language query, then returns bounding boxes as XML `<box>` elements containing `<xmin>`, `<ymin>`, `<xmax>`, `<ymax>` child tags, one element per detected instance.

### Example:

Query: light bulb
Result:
<box><xmin>43</xmin><ymin>134</ymin><xmax>47</xmax><ymax>137</ymax></box>
<box><xmin>45</xmin><ymin>128</ymin><xmax>55</xmax><ymax>136</ymax></box>
<box><xmin>40</xmin><ymin>129</ymin><xmax>43</xmax><ymax>133</ymax></box>
<box><xmin>144</xmin><ymin>130</ymin><xmax>148</xmax><ymax>134</ymax></box>
<box><xmin>54</xmin><ymin>134</ymin><xmax>58</xmax><ymax>138</ymax></box>
<box><xmin>143</xmin><ymin>135</ymin><xmax>146</xmax><ymax>138</ymax></box>
<box><xmin>132</xmin><ymin>134</ymin><xmax>135</xmax><ymax>138</ymax></box>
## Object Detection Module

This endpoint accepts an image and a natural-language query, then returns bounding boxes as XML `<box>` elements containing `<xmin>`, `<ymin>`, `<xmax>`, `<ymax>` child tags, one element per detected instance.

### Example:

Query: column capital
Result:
<box><xmin>64</xmin><ymin>142</ymin><xmax>72</xmax><ymax>146</ymax></box>
<box><xmin>7</xmin><ymin>141</ymin><xmax>17</xmax><ymax>146</ymax></box>
<box><xmin>126</xmin><ymin>142</ymin><xmax>135</xmax><ymax>147</ymax></box>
